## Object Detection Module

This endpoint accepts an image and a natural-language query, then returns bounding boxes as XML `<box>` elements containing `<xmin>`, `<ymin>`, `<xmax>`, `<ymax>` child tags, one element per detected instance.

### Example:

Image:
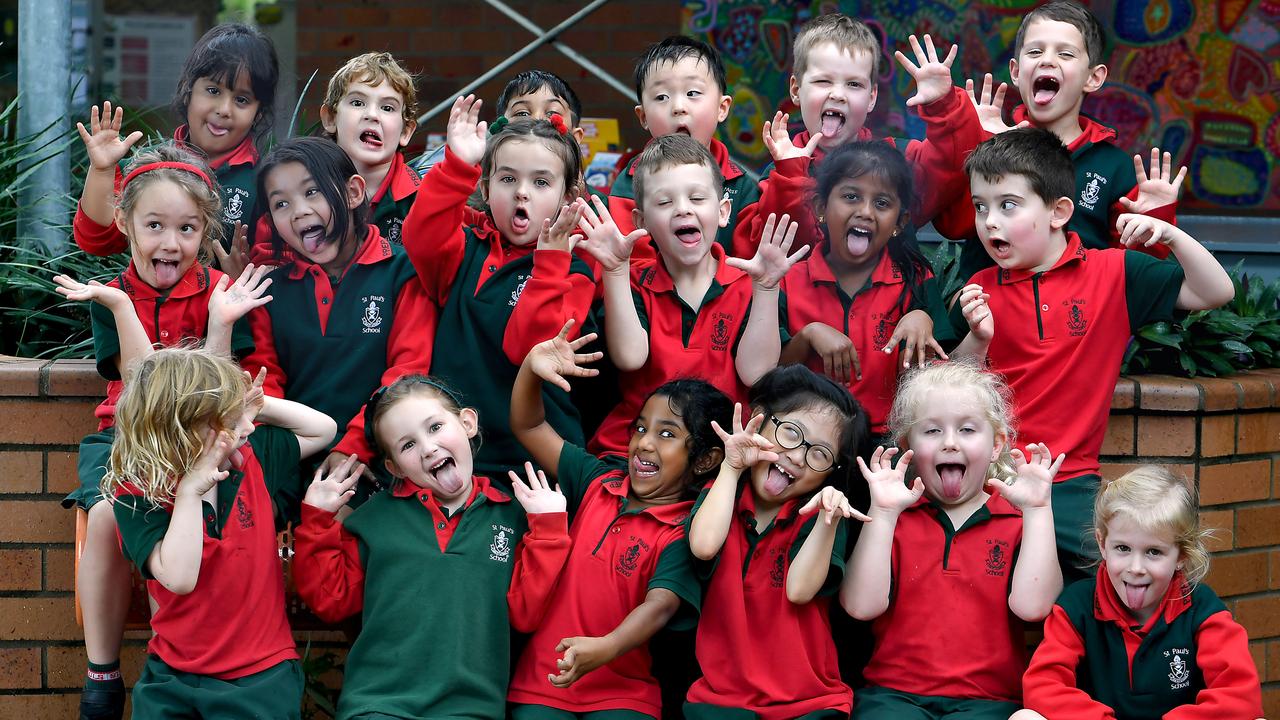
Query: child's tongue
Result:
<box><xmin>432</xmin><ymin>458</ymin><xmax>465</xmax><ymax>495</ymax></box>
<box><xmin>1034</xmin><ymin>88</ymin><xmax>1056</xmax><ymax>105</ymax></box>
<box><xmin>303</xmin><ymin>230</ymin><xmax>326</xmax><ymax>255</ymax></box>
<box><xmin>821</xmin><ymin>114</ymin><xmax>843</xmax><ymax>138</ymax></box>
<box><xmin>511</xmin><ymin>212</ymin><xmax>530</xmax><ymax>235</ymax></box>
<box><xmin>938</xmin><ymin>464</ymin><xmax>965</xmax><ymax>500</ymax></box>
<box><xmin>846</xmin><ymin>231</ymin><xmax>870</xmax><ymax>256</ymax></box>
<box><xmin>763</xmin><ymin>465</ymin><xmax>791</xmax><ymax>497</ymax></box>
<box><xmin>152</xmin><ymin>259</ymin><xmax>181</xmax><ymax>288</ymax></box>
<box><xmin>1124</xmin><ymin>583</ymin><xmax>1148</xmax><ymax>613</ymax></box>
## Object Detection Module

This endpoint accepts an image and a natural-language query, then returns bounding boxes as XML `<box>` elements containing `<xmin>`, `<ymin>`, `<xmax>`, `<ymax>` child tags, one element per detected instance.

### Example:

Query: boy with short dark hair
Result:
<box><xmin>936</xmin><ymin>0</ymin><xmax>1186</xmax><ymax>281</ymax></box>
<box><xmin>607</xmin><ymin>35</ymin><xmax>763</xmax><ymax>261</ymax></box>
<box><xmin>951</xmin><ymin>128</ymin><xmax>1232</xmax><ymax>576</ymax></box>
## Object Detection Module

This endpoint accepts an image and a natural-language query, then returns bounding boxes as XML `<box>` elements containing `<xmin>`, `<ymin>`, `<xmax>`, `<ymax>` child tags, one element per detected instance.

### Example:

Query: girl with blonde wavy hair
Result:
<box><xmin>840</xmin><ymin>360</ymin><xmax>1065</xmax><ymax>718</ymax></box>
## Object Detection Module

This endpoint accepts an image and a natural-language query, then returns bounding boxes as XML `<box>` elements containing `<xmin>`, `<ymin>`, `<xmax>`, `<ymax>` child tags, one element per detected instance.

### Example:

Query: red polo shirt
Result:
<box><xmin>508</xmin><ymin>443</ymin><xmax>700</xmax><ymax>716</ymax></box>
<box><xmin>973</xmin><ymin>233</ymin><xmax>1184</xmax><ymax>480</ymax></box>
<box><xmin>685</xmin><ymin>484</ymin><xmax>851</xmax><ymax>719</ymax></box>
<box><xmin>589</xmin><ymin>244</ymin><xmax>753</xmax><ymax>455</ymax></box>
<box><xmin>862</xmin><ymin>493</ymin><xmax>1026</xmax><ymax>702</ymax></box>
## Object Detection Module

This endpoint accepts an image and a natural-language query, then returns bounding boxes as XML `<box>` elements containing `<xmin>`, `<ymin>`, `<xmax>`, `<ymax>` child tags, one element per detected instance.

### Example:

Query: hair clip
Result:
<box><xmin>548</xmin><ymin>113</ymin><xmax>569</xmax><ymax>136</ymax></box>
<box><xmin>487</xmin><ymin>115</ymin><xmax>511</xmax><ymax>136</ymax></box>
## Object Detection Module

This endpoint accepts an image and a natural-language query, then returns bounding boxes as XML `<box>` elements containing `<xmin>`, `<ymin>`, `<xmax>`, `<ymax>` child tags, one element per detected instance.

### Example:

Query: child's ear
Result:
<box><xmin>383</xmin><ymin>456</ymin><xmax>405</xmax><ymax>480</ymax></box>
<box><xmin>634</xmin><ymin>104</ymin><xmax>648</xmax><ymax>132</ymax></box>
<box><xmin>991</xmin><ymin>430</ymin><xmax>1008</xmax><ymax>462</ymax></box>
<box><xmin>894</xmin><ymin>210</ymin><xmax>911</xmax><ymax>236</ymax></box>
<box><xmin>459</xmin><ymin>407</ymin><xmax>479</xmax><ymax>439</ymax></box>
<box><xmin>632</xmin><ymin>205</ymin><xmax>645</xmax><ymax>231</ymax></box>
<box><xmin>716</xmin><ymin>93</ymin><xmax>733</xmax><ymax>124</ymax></box>
<box><xmin>1009</xmin><ymin>57</ymin><xmax>1021</xmax><ymax>85</ymax></box>
<box><xmin>114</xmin><ymin>208</ymin><xmax>130</xmax><ymax>236</ymax></box>
<box><xmin>320</xmin><ymin>104</ymin><xmax>338</xmax><ymax>136</ymax></box>
<box><xmin>867</xmin><ymin>83</ymin><xmax>877</xmax><ymax>114</ymax></box>
<box><xmin>693</xmin><ymin>447</ymin><xmax>725</xmax><ymax>475</ymax></box>
<box><xmin>1050</xmin><ymin>196</ymin><xmax>1074</xmax><ymax>230</ymax></box>
<box><xmin>345</xmin><ymin>174</ymin><xmax>367</xmax><ymax>210</ymax></box>
<box><xmin>1084</xmin><ymin>64</ymin><xmax>1108</xmax><ymax>94</ymax></box>
<box><xmin>399</xmin><ymin>118</ymin><xmax>418</xmax><ymax>148</ymax></box>
<box><xmin>717</xmin><ymin>193</ymin><xmax>731</xmax><ymax>228</ymax></box>
<box><xmin>572</xmin><ymin>126</ymin><xmax>585</xmax><ymax>144</ymax></box>
<box><xmin>788</xmin><ymin>74</ymin><xmax>801</xmax><ymax>105</ymax></box>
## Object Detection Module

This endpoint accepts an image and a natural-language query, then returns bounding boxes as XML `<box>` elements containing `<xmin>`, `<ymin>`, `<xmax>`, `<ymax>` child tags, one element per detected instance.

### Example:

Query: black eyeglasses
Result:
<box><xmin>769</xmin><ymin>416</ymin><xmax>839</xmax><ymax>472</ymax></box>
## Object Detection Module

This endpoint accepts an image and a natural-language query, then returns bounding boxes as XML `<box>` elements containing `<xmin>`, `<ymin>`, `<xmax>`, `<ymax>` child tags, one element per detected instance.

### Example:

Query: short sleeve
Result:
<box><xmin>246</xmin><ymin>424</ymin><xmax>302</xmax><ymax>499</ymax></box>
<box><xmin>555</xmin><ymin>441</ymin><xmax>626</xmax><ymax>515</ymax></box>
<box><xmin>91</xmin><ymin>301</ymin><xmax>123</xmax><ymax>381</ymax></box>
<box><xmin>919</xmin><ymin>276</ymin><xmax>957</xmax><ymax>344</ymax></box>
<box><xmin>113</xmin><ymin>494</ymin><xmax>170</xmax><ymax>579</ymax></box>
<box><xmin>632</xmin><ymin>286</ymin><xmax>650</xmax><ymax>335</ymax></box>
<box><xmin>1124</xmin><ymin>251</ymin><xmax>1185</xmax><ymax>330</ymax></box>
<box><xmin>788</xmin><ymin>513</ymin><xmax>849</xmax><ymax>597</ymax></box>
<box><xmin>688</xmin><ymin>485</ymin><xmax>721</xmax><ymax>579</ymax></box>
<box><xmin>649</xmin><ymin>536</ymin><xmax>701</xmax><ymax>630</ymax></box>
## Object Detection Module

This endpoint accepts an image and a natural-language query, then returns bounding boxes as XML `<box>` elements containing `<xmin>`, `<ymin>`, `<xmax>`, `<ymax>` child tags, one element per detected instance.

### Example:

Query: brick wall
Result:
<box><xmin>294</xmin><ymin>0</ymin><xmax>682</xmax><ymax>152</ymax></box>
<box><xmin>3</xmin><ymin>357</ymin><xmax>1277</xmax><ymax>716</ymax></box>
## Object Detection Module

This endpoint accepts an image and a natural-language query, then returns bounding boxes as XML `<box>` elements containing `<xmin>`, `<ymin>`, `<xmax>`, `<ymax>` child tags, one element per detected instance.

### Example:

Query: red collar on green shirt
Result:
<box><xmin>996</xmin><ymin>231</ymin><xmax>1088</xmax><ymax>285</ymax></box>
<box><xmin>736</xmin><ymin>481</ymin><xmax>805</xmax><ymax>529</ymax></box>
<box><xmin>172</xmin><ymin>125</ymin><xmax>259</xmax><ymax>170</ymax></box>
<box><xmin>117</xmin><ymin>261</ymin><xmax>213</xmax><ymax>300</ymax></box>
<box><xmin>639</xmin><ymin>242</ymin><xmax>743</xmax><ymax>294</ymax></box>
<box><xmin>1009</xmin><ymin>108</ymin><xmax>1118</xmax><ymax>151</ymax></box>
<box><xmin>286</xmin><ymin>224</ymin><xmax>393</xmax><ymax>280</ymax></box>
<box><xmin>1093</xmin><ymin>566</ymin><xmax>1192</xmax><ymax>630</ymax></box>
<box><xmin>370</xmin><ymin>152</ymin><xmax>421</xmax><ymax>205</ymax></box>
<box><xmin>596</xmin><ymin>460</ymin><xmax>693</xmax><ymax>526</ymax></box>
<box><xmin>805</xmin><ymin>244</ymin><xmax>903</xmax><ymax>287</ymax></box>
<box><xmin>627</xmin><ymin>137</ymin><xmax>745</xmax><ymax>181</ymax></box>
<box><xmin>391</xmin><ymin>473</ymin><xmax>511</xmax><ymax>505</ymax></box>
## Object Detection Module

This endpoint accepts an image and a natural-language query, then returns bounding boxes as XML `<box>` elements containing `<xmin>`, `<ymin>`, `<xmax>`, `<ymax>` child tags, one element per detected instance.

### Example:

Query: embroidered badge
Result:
<box><xmin>509</xmin><ymin>274</ymin><xmax>530</xmax><ymax>307</ymax></box>
<box><xmin>223</xmin><ymin>188</ymin><xmax>249</xmax><ymax>222</ymax></box>
<box><xmin>769</xmin><ymin>552</ymin><xmax>786</xmax><ymax>588</ymax></box>
<box><xmin>710</xmin><ymin>313</ymin><xmax>732</xmax><ymax>351</ymax></box>
<box><xmin>489</xmin><ymin>525</ymin><xmax>513</xmax><ymax>562</ymax></box>
<box><xmin>985</xmin><ymin>539</ymin><xmax>1009</xmax><ymax>576</ymax></box>
<box><xmin>1079</xmin><ymin>172</ymin><xmax>1104</xmax><ymax>211</ymax></box>
<box><xmin>235</xmin><ymin>496</ymin><xmax>254</xmax><ymax>530</ymax></box>
<box><xmin>1165</xmin><ymin>647</ymin><xmax>1191</xmax><ymax>688</ymax></box>
<box><xmin>361</xmin><ymin>295</ymin><xmax>386</xmax><ymax>333</ymax></box>
<box><xmin>386</xmin><ymin>218</ymin><xmax>403</xmax><ymax>244</ymax></box>
<box><xmin>873</xmin><ymin>315</ymin><xmax>890</xmax><ymax>349</ymax></box>
<box><xmin>1065</xmin><ymin>300</ymin><xmax>1088</xmax><ymax>336</ymax></box>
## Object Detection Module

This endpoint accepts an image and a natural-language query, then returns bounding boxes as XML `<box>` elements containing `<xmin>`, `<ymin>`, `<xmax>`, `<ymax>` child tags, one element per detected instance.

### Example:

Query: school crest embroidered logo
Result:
<box><xmin>509</xmin><ymin>274</ymin><xmax>530</xmax><ymax>307</ymax></box>
<box><xmin>1165</xmin><ymin>647</ymin><xmax>1191</xmax><ymax>688</ymax></box>
<box><xmin>873</xmin><ymin>316</ymin><xmax>890</xmax><ymax>349</ymax></box>
<box><xmin>1079</xmin><ymin>173</ymin><xmax>1103</xmax><ymax>211</ymax></box>
<box><xmin>985</xmin><ymin>539</ymin><xmax>1009</xmax><ymax>576</ymax></box>
<box><xmin>489</xmin><ymin>525</ymin><xmax>513</xmax><ymax>562</ymax></box>
<box><xmin>616</xmin><ymin>544</ymin><xmax>642</xmax><ymax>577</ymax></box>
<box><xmin>361</xmin><ymin>295</ymin><xmax>386</xmax><ymax>333</ymax></box>
<box><xmin>386</xmin><ymin>219</ymin><xmax>403</xmax><ymax>244</ymax></box>
<box><xmin>223</xmin><ymin>188</ymin><xmax>249</xmax><ymax>222</ymax></box>
<box><xmin>710</xmin><ymin>313</ymin><xmax>732</xmax><ymax>351</ymax></box>
<box><xmin>1066</xmin><ymin>302</ymin><xmax>1087</xmax><ymax>336</ymax></box>
<box><xmin>235</xmin><ymin>496</ymin><xmax>254</xmax><ymax>530</ymax></box>
<box><xmin>768</xmin><ymin>553</ymin><xmax>786</xmax><ymax>587</ymax></box>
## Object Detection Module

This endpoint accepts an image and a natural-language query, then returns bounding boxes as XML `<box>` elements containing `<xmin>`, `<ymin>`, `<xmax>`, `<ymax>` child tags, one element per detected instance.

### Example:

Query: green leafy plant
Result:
<box><xmin>920</xmin><ymin>235</ymin><xmax>965</xmax><ymax>303</ymax></box>
<box><xmin>299</xmin><ymin>638</ymin><xmax>344</xmax><ymax>720</ymax></box>
<box><xmin>1123</xmin><ymin>264</ymin><xmax>1280</xmax><ymax>377</ymax></box>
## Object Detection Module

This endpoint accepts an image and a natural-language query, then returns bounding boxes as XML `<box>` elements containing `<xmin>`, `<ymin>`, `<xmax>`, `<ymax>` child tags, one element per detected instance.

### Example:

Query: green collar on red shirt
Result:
<box><xmin>173</xmin><ymin>125</ymin><xmax>259</xmax><ymax>169</ymax></box>
<box><xmin>1093</xmin><ymin>566</ymin><xmax>1193</xmax><ymax>630</ymax></box>
<box><xmin>1010</xmin><ymin>107</ymin><xmax>1118</xmax><ymax>152</ymax></box>
<box><xmin>596</xmin><ymin>467</ymin><xmax>693</xmax><ymax>527</ymax></box>
<box><xmin>628</xmin><ymin>137</ymin><xmax>745</xmax><ymax>182</ymax></box>
<box><xmin>809</xmin><ymin>245</ymin><xmax>904</xmax><ymax>289</ymax></box>
<box><xmin>286</xmin><ymin>224</ymin><xmax>394</xmax><ymax>280</ymax></box>
<box><xmin>736</xmin><ymin>481</ymin><xmax>805</xmax><ymax>532</ymax></box>
<box><xmin>370</xmin><ymin>152</ymin><xmax>421</xmax><ymax>205</ymax></box>
<box><xmin>117</xmin><ymin>261</ymin><xmax>213</xmax><ymax>300</ymax></box>
<box><xmin>640</xmin><ymin>242</ymin><xmax>743</xmax><ymax>296</ymax></box>
<box><xmin>996</xmin><ymin>231</ymin><xmax>1088</xmax><ymax>285</ymax></box>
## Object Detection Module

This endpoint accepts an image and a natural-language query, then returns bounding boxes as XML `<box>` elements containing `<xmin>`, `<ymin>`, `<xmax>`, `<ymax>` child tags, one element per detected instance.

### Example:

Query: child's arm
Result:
<box><xmin>881</xmin><ymin>308</ymin><xmax>948</xmax><ymax>370</ymax></box>
<box><xmin>840</xmin><ymin>447</ymin><xmax>924</xmax><ymax>620</ymax></box>
<box><xmin>1023</xmin><ymin>604</ymin><xmax>1119</xmax><ymax>719</ymax></box>
<box><xmin>503</xmin><ymin>199</ymin><xmax>594</xmax><ymax>365</ymax></box>
<box><xmin>988</xmin><ymin>443</ymin><xmax>1064</xmax><ymax>622</ymax></box>
<box><xmin>250</xmin><ymin>372</ymin><xmax>338</xmax><ymax>460</ymax></box>
<box><xmin>1115</xmin><ymin>215</ymin><xmax>1234</xmax><ymax>311</ymax></box>
<box><xmin>1111</xmin><ymin>149</ymin><xmax>1184</xmax><ymax>259</ymax></box>
<box><xmin>733</xmin><ymin>113</ymin><xmax>823</xmax><ymax>258</ymax></box>
<box><xmin>73</xmin><ymin>102</ymin><xmax>142</xmax><ymax>255</ymax></box>
<box><xmin>730</xmin><ymin>213</ymin><xmax>808</xmax><ymax>386</ymax></box>
<box><xmin>1164</xmin><ymin>611</ymin><xmax>1263</xmax><ymax>719</ymax></box>
<box><xmin>293</xmin><ymin>456</ymin><xmax>369</xmax><ymax>622</ymax></box>
<box><xmin>506</xmin><ymin>462</ymin><xmax>572</xmax><ymax>632</ymax></box>
<box><xmin>949</xmin><ymin>283</ymin><xmax>994</xmax><ymax>362</ymax></box>
<box><xmin>511</xmin><ymin>321</ymin><xmax>604</xmax><ymax>476</ymax></box>
<box><xmin>54</xmin><ymin>275</ymin><xmax>151</xmax><ymax>376</ymax></box>
<box><xmin>787</xmin><ymin>487</ymin><xmax>869</xmax><ymax>604</ymax></box>
<box><xmin>781</xmin><ymin>322</ymin><xmax>860</xmax><ymax>383</ymax></box>
<box><xmin>549</xmin><ymin>587</ymin><xmax>681</xmax><ymax>688</ymax></box>
<box><xmin>144</xmin><ymin>430</ymin><xmax>237</xmax><ymax>594</ymax></box>
<box><xmin>205</xmin><ymin>265</ymin><xmax>273</xmax><ymax>356</ymax></box>
<box><xmin>399</xmin><ymin>95</ymin><xmax>486</xmax><ymax>306</ymax></box>
<box><xmin>578</xmin><ymin>195</ymin><xmax>651</xmax><ymax>371</ymax></box>
<box><xmin>689</xmin><ymin>407</ymin><xmax>780</xmax><ymax>560</ymax></box>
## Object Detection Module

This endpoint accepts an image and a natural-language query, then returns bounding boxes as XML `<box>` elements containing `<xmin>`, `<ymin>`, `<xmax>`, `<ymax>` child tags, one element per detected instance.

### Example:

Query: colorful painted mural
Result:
<box><xmin>684</xmin><ymin>0</ymin><xmax>1280</xmax><ymax>214</ymax></box>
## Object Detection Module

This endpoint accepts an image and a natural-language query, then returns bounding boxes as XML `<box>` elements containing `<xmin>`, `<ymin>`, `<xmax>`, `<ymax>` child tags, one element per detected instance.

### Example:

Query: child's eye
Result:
<box><xmin>401</xmin><ymin>440</ymin><xmax>415</xmax><ymax>452</ymax></box>
<box><xmin>306</xmin><ymin>187</ymin><xmax>320</xmax><ymax>197</ymax></box>
<box><xmin>181</xmin><ymin>224</ymin><xmax>196</xmax><ymax>233</ymax></box>
<box><xmin>659</xmin><ymin>429</ymin><xmax>676</xmax><ymax>439</ymax></box>
<box><xmin>1114</xmin><ymin>544</ymin><xmax>1130</xmax><ymax>553</ymax></box>
<box><xmin>653</xmin><ymin>93</ymin><xmax>669</xmax><ymax>102</ymax></box>
<box><xmin>875</xmin><ymin>198</ymin><xmax>890</xmax><ymax>210</ymax></box>
<box><xmin>843</xmin><ymin>193</ymin><xmax>859</xmax><ymax>202</ymax></box>
<box><xmin>690</xmin><ymin>195</ymin><xmax>706</xmax><ymax>202</ymax></box>
<box><xmin>535</xmin><ymin>178</ymin><xmax>551</xmax><ymax>188</ymax></box>
<box><xmin>147</xmin><ymin>221</ymin><xmax>163</xmax><ymax>231</ymax></box>
<box><xmin>812</xmin><ymin>79</ymin><xmax>830</xmax><ymax>86</ymax></box>
<box><xmin>349</xmin><ymin>99</ymin><xmax>364</xmax><ymax>107</ymax></box>
<box><xmin>500</xmin><ymin>175</ymin><xmax>515</xmax><ymax>184</ymax></box>
<box><xmin>1026</xmin><ymin>48</ymin><xmax>1042</xmax><ymax>57</ymax></box>
<box><xmin>512</xmin><ymin>110</ymin><xmax>531</xmax><ymax>118</ymax></box>
<box><xmin>634</xmin><ymin>422</ymin><xmax>647</xmax><ymax>434</ymax></box>
<box><xmin>273</xmin><ymin>200</ymin><xmax>288</xmax><ymax>211</ymax></box>
<box><xmin>235</xmin><ymin>96</ymin><xmax>252</xmax><ymax>106</ymax></box>
<box><xmin>922</xmin><ymin>427</ymin><xmax>940</xmax><ymax>435</ymax></box>
<box><xmin>381</xmin><ymin>104</ymin><xmax>396</xmax><ymax>113</ymax></box>
<box><xmin>686</xmin><ymin>90</ymin><xmax>702</xmax><ymax>98</ymax></box>
<box><xmin>973</xmin><ymin>201</ymin><xmax>987</xmax><ymax>214</ymax></box>
<box><xmin>1146</xmin><ymin>548</ymin><xmax>1163</xmax><ymax>557</ymax></box>
<box><xmin>205</xmin><ymin>86</ymin><xmax>220</xmax><ymax>95</ymax></box>
<box><xmin>430</xmin><ymin>422</ymin><xmax>444</xmax><ymax>433</ymax></box>
<box><xmin>848</xmin><ymin>81</ymin><xmax>863</xmax><ymax>88</ymax></box>
<box><xmin>999</xmin><ymin>200</ymin><xmax>1017</xmax><ymax>211</ymax></box>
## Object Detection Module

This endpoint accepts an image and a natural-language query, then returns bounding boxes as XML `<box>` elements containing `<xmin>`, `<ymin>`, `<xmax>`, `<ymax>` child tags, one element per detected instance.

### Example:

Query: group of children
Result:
<box><xmin>58</xmin><ymin>3</ymin><xmax>1263</xmax><ymax>719</ymax></box>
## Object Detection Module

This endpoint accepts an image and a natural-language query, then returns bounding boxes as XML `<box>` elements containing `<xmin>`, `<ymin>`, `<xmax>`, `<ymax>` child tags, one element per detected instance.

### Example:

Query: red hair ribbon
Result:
<box><xmin>548</xmin><ymin>113</ymin><xmax>569</xmax><ymax>137</ymax></box>
<box><xmin>121</xmin><ymin>161</ymin><xmax>216</xmax><ymax>193</ymax></box>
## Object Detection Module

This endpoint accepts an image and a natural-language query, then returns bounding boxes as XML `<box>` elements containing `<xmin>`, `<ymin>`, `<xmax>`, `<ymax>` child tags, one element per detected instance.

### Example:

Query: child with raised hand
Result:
<box><xmin>744</xmin><ymin>14</ymin><xmax>985</xmax><ymax>256</ymax></box>
<box><xmin>106</xmin><ymin>344</ymin><xmax>335</xmax><ymax>720</ymax></box>
<box><xmin>507</xmin><ymin>321</ymin><xmax>733</xmax><ymax>719</ymax></box>
<box><xmin>684</xmin><ymin>365</ymin><xmax>870</xmax><ymax>719</ymax></box>
<box><xmin>578</xmin><ymin>133</ymin><xmax>806</xmax><ymax>456</ymax></box>
<box><xmin>841</xmin><ymin>361</ymin><xmax>1063</xmax><ymax>718</ymax></box>
<box><xmin>1014</xmin><ymin>466</ymin><xmax>1263</xmax><ymax>720</ymax></box>
<box><xmin>952</xmin><ymin>128</ymin><xmax>1232</xmax><ymax>578</ymax></box>
<box><xmin>74</xmin><ymin>24</ymin><xmax>279</xmax><ymax>268</ymax></box>
<box><xmin>780</xmin><ymin>141</ymin><xmax>950</xmax><ymax>441</ymax></box>
<box><xmin>401</xmin><ymin>94</ymin><xmax>595</xmax><ymax>478</ymax></box>
<box><xmin>245</xmin><ymin>137</ymin><xmax>435</xmax><ymax>512</ymax></box>
<box><xmin>55</xmin><ymin>141</ymin><xmax>268</xmax><ymax>720</ymax></box>
<box><xmin>291</xmin><ymin>376</ymin><xmax>572</xmax><ymax>720</ymax></box>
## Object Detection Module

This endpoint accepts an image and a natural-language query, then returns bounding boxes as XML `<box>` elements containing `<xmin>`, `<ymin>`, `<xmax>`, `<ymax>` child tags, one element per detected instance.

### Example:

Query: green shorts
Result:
<box><xmin>510</xmin><ymin>705</ymin><xmax>655</xmax><ymax>720</ymax></box>
<box><xmin>853</xmin><ymin>686</ymin><xmax>1019</xmax><ymax>719</ymax></box>
<box><xmin>63</xmin><ymin>428</ymin><xmax>116</xmax><ymax>510</ymax></box>
<box><xmin>1052</xmin><ymin>474</ymin><xmax>1101</xmax><ymax>584</ymax></box>
<box><xmin>130</xmin><ymin>656</ymin><xmax>302</xmax><ymax>720</ymax></box>
<box><xmin>683</xmin><ymin>704</ymin><xmax>847</xmax><ymax>719</ymax></box>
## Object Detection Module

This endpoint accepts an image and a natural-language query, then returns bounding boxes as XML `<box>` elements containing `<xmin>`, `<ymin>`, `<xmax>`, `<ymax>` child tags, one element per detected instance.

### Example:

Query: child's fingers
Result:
<box><xmin>759</xmin><ymin>213</ymin><xmax>777</xmax><ymax>246</ymax></box>
<box><xmin>567</xmin><ymin>330</ymin><xmax>598</xmax><ymax>350</ymax></box>
<box><xmin>1171</xmin><ymin>164</ymin><xmax>1187</xmax><ymax>190</ymax></box>
<box><xmin>894</xmin><ymin>448</ymin><xmax>915</xmax><ymax>471</ymax></box>
<box><xmin>922</xmin><ymin>34</ymin><xmax>937</xmax><ymax>62</ymax></box>
<box><xmin>555</xmin><ymin>319</ymin><xmax>576</xmax><ymax>341</ymax></box>
<box><xmin>964</xmin><ymin>77</ymin><xmax>976</xmax><ymax>102</ymax></box>
<box><xmin>941</xmin><ymin>41</ymin><xmax>958</xmax><ymax>67</ymax></box>
<box><xmin>709</xmin><ymin>420</ymin><xmax>730</xmax><ymax>442</ymax></box>
<box><xmin>743</xmin><ymin>410</ymin><xmax>766</xmax><ymax>436</ymax></box>
<box><xmin>1132</xmin><ymin>153</ymin><xmax>1149</xmax><ymax>183</ymax></box>
<box><xmin>801</xmin><ymin>132</ymin><xmax>822</xmax><ymax>156</ymax></box>
<box><xmin>907</xmin><ymin>34</ymin><xmax>925</xmax><ymax>64</ymax></box>
<box><xmin>850</xmin><ymin>344</ymin><xmax>861</xmax><ymax>381</ymax></box>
